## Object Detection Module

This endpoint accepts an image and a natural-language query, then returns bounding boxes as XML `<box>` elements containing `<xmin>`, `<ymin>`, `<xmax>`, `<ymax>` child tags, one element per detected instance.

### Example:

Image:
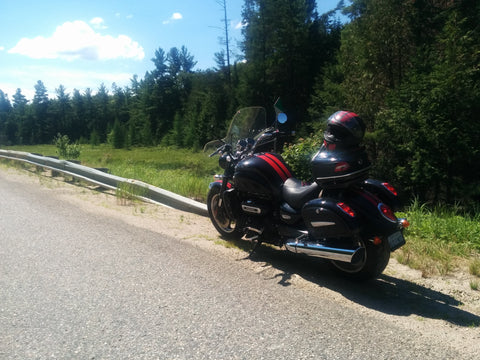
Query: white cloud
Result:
<box><xmin>0</xmin><ymin>46</ymin><xmax>5</xmax><ymax>51</ymax></box>
<box><xmin>115</xmin><ymin>13</ymin><xmax>133</xmax><ymax>20</ymax></box>
<box><xmin>235</xmin><ymin>21</ymin><xmax>246</xmax><ymax>30</ymax></box>
<box><xmin>163</xmin><ymin>12</ymin><xmax>183</xmax><ymax>24</ymax></box>
<box><xmin>90</xmin><ymin>17</ymin><xmax>107</xmax><ymax>29</ymax></box>
<box><xmin>8</xmin><ymin>20</ymin><xmax>145</xmax><ymax>61</ymax></box>
<box><xmin>0</xmin><ymin>64</ymin><xmax>135</xmax><ymax>101</ymax></box>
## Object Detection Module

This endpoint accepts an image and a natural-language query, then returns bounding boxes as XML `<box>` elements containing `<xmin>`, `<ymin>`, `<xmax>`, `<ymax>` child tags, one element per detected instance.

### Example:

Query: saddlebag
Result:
<box><xmin>302</xmin><ymin>197</ymin><xmax>360</xmax><ymax>240</ymax></box>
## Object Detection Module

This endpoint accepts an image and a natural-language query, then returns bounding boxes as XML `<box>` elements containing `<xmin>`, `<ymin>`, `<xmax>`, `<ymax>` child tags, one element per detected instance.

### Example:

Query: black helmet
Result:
<box><xmin>324</xmin><ymin>111</ymin><xmax>365</xmax><ymax>149</ymax></box>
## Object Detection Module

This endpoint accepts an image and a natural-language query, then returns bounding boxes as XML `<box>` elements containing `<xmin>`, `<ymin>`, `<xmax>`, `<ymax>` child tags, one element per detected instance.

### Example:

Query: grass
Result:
<box><xmin>471</xmin><ymin>279</ymin><xmax>479</xmax><ymax>291</ymax></box>
<box><xmin>115</xmin><ymin>181</ymin><xmax>149</xmax><ymax>205</ymax></box>
<box><xmin>4</xmin><ymin>144</ymin><xmax>220</xmax><ymax>203</ymax></box>
<box><xmin>395</xmin><ymin>199</ymin><xmax>480</xmax><ymax>278</ymax></box>
<box><xmin>3</xmin><ymin>144</ymin><xmax>480</xmax><ymax>279</ymax></box>
<box><xmin>470</xmin><ymin>259</ymin><xmax>480</xmax><ymax>277</ymax></box>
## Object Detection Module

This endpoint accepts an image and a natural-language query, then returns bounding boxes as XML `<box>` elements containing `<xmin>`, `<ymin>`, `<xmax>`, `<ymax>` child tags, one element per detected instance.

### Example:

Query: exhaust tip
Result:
<box><xmin>286</xmin><ymin>240</ymin><xmax>362</xmax><ymax>264</ymax></box>
<box><xmin>351</xmin><ymin>247</ymin><xmax>366</xmax><ymax>265</ymax></box>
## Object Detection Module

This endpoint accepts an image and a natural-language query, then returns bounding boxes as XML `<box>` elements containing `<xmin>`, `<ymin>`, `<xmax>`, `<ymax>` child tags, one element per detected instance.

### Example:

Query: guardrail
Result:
<box><xmin>0</xmin><ymin>149</ymin><xmax>208</xmax><ymax>217</ymax></box>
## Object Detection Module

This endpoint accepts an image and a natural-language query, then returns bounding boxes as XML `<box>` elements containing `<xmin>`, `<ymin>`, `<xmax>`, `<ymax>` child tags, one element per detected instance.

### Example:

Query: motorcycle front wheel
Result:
<box><xmin>330</xmin><ymin>236</ymin><xmax>390</xmax><ymax>280</ymax></box>
<box><xmin>207</xmin><ymin>186</ymin><xmax>241</xmax><ymax>240</ymax></box>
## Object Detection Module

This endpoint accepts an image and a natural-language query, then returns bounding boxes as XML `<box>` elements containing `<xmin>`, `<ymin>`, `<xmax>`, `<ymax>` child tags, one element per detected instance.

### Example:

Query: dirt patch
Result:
<box><xmin>3</xmin><ymin>164</ymin><xmax>480</xmax><ymax>358</ymax></box>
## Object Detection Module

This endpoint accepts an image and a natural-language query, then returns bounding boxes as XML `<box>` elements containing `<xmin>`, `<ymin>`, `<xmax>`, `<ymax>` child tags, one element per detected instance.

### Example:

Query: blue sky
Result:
<box><xmin>0</xmin><ymin>0</ymin><xmax>342</xmax><ymax>100</ymax></box>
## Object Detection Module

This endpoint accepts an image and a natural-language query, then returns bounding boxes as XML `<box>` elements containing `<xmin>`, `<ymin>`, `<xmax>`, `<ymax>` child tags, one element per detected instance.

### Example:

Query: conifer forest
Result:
<box><xmin>0</xmin><ymin>0</ymin><xmax>479</xmax><ymax>205</ymax></box>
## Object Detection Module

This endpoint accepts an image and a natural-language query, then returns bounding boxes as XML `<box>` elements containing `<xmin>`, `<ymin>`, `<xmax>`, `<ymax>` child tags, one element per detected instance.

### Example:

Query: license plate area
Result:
<box><xmin>388</xmin><ymin>231</ymin><xmax>405</xmax><ymax>251</ymax></box>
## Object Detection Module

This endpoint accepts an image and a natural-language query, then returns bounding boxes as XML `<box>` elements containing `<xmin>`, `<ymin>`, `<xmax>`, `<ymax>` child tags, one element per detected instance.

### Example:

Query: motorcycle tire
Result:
<box><xmin>207</xmin><ymin>185</ymin><xmax>241</xmax><ymax>240</ymax></box>
<box><xmin>330</xmin><ymin>236</ymin><xmax>390</xmax><ymax>280</ymax></box>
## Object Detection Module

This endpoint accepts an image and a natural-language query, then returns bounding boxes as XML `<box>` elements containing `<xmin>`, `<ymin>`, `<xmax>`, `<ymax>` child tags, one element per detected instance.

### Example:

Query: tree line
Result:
<box><xmin>0</xmin><ymin>0</ymin><xmax>479</xmax><ymax>206</ymax></box>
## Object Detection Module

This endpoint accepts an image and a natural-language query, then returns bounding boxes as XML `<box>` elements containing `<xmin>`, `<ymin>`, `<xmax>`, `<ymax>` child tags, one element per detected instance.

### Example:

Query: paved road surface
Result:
<box><xmin>0</xmin><ymin>169</ymin><xmax>475</xmax><ymax>359</ymax></box>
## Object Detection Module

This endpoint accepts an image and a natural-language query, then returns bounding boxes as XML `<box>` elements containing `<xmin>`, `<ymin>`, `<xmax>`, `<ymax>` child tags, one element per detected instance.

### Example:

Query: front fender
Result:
<box><xmin>209</xmin><ymin>179</ymin><xmax>232</xmax><ymax>190</ymax></box>
<box><xmin>209</xmin><ymin>180</ymin><xmax>222</xmax><ymax>190</ymax></box>
<box><xmin>208</xmin><ymin>180</ymin><xmax>238</xmax><ymax>219</ymax></box>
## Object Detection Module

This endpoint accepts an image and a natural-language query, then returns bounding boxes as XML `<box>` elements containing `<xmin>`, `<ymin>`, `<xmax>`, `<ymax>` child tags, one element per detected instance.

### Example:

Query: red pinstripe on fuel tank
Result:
<box><xmin>263</xmin><ymin>153</ymin><xmax>292</xmax><ymax>178</ymax></box>
<box><xmin>258</xmin><ymin>153</ymin><xmax>292</xmax><ymax>182</ymax></box>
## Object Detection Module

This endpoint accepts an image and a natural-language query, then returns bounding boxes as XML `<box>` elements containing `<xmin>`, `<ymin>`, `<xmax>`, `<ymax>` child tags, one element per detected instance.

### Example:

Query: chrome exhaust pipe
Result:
<box><xmin>286</xmin><ymin>240</ymin><xmax>364</xmax><ymax>264</ymax></box>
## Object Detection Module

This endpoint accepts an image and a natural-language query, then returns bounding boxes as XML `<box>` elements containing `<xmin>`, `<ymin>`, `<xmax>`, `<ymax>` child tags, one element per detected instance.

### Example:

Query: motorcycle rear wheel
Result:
<box><xmin>330</xmin><ymin>237</ymin><xmax>390</xmax><ymax>280</ymax></box>
<box><xmin>207</xmin><ymin>186</ymin><xmax>241</xmax><ymax>240</ymax></box>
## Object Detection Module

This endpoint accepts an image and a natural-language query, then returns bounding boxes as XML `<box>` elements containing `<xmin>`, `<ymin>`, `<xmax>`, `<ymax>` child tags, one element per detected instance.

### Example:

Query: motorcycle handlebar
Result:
<box><xmin>209</xmin><ymin>148</ymin><xmax>221</xmax><ymax>157</ymax></box>
<box><xmin>209</xmin><ymin>143</ymin><xmax>232</xmax><ymax>157</ymax></box>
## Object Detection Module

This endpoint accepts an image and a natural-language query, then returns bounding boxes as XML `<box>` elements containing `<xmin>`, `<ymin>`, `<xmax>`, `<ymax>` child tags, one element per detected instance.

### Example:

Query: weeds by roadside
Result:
<box><xmin>115</xmin><ymin>181</ymin><xmax>148</xmax><ymax>206</ymax></box>
<box><xmin>4</xmin><ymin>144</ymin><xmax>218</xmax><ymax>202</ymax></box>
<box><xmin>395</xmin><ymin>199</ymin><xmax>480</xmax><ymax>279</ymax></box>
<box><xmin>470</xmin><ymin>259</ymin><xmax>480</xmax><ymax>277</ymax></box>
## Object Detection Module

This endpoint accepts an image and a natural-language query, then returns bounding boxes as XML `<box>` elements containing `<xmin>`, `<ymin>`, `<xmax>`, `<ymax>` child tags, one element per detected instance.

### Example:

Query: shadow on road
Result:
<box><xmin>246</xmin><ymin>244</ymin><xmax>480</xmax><ymax>328</ymax></box>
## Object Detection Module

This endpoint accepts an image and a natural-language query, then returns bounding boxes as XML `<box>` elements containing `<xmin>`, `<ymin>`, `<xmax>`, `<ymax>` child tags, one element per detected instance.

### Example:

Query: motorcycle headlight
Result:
<box><xmin>219</xmin><ymin>154</ymin><xmax>231</xmax><ymax>169</ymax></box>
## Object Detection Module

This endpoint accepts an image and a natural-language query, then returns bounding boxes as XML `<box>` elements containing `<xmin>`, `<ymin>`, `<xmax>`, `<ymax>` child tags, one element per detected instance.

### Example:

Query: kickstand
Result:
<box><xmin>244</xmin><ymin>227</ymin><xmax>263</xmax><ymax>258</ymax></box>
<box><xmin>249</xmin><ymin>238</ymin><xmax>261</xmax><ymax>258</ymax></box>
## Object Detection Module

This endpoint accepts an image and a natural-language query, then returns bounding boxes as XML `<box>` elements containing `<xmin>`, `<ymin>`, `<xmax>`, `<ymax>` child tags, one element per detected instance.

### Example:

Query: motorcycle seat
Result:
<box><xmin>282</xmin><ymin>178</ymin><xmax>320</xmax><ymax>210</ymax></box>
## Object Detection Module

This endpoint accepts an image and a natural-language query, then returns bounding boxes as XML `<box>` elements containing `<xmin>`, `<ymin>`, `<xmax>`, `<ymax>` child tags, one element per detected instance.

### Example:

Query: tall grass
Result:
<box><xmin>396</xmin><ymin>199</ymin><xmax>480</xmax><ymax>276</ymax></box>
<box><xmin>4</xmin><ymin>144</ymin><xmax>220</xmax><ymax>202</ymax></box>
<box><xmin>84</xmin><ymin>146</ymin><xmax>219</xmax><ymax>202</ymax></box>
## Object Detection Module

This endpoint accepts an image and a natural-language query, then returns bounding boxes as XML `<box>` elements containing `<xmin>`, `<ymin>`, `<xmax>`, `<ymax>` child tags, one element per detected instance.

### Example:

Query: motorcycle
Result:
<box><xmin>204</xmin><ymin>107</ymin><xmax>409</xmax><ymax>280</ymax></box>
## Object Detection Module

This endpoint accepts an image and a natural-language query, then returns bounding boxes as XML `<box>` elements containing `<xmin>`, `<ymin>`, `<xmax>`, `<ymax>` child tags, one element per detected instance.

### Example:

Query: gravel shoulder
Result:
<box><xmin>2</xmin><ymin>165</ymin><xmax>480</xmax><ymax>358</ymax></box>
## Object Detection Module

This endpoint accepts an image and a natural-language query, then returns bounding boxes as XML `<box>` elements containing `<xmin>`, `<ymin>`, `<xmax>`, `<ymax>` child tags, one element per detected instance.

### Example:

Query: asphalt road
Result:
<box><xmin>0</xmin><ymin>169</ymin><xmax>474</xmax><ymax>359</ymax></box>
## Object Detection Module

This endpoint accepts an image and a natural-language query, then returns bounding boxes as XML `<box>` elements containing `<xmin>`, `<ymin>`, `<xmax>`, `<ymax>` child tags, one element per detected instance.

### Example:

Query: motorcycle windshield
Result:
<box><xmin>223</xmin><ymin>107</ymin><xmax>267</xmax><ymax>146</ymax></box>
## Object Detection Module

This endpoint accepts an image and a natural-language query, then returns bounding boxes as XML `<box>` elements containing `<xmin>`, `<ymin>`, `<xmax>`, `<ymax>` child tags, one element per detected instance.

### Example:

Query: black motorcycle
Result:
<box><xmin>204</xmin><ymin>107</ymin><xmax>409</xmax><ymax>280</ymax></box>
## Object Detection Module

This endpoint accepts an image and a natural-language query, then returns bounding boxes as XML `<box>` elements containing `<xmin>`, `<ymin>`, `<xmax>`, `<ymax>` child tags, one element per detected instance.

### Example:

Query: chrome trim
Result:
<box><xmin>286</xmin><ymin>240</ymin><xmax>361</xmax><ymax>263</ymax></box>
<box><xmin>242</xmin><ymin>204</ymin><xmax>262</xmax><ymax>214</ymax></box>
<box><xmin>310</xmin><ymin>221</ymin><xmax>335</xmax><ymax>227</ymax></box>
<box><xmin>244</xmin><ymin>227</ymin><xmax>263</xmax><ymax>241</ymax></box>
<box><xmin>315</xmin><ymin>166</ymin><xmax>371</xmax><ymax>182</ymax></box>
<box><xmin>246</xmin><ymin>227</ymin><xmax>263</xmax><ymax>234</ymax></box>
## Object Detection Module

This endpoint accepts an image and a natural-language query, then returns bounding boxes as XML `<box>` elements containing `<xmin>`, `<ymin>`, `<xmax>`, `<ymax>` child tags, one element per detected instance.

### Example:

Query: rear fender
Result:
<box><xmin>346</xmin><ymin>188</ymin><xmax>399</xmax><ymax>235</ymax></box>
<box><xmin>362</xmin><ymin>179</ymin><xmax>401</xmax><ymax>211</ymax></box>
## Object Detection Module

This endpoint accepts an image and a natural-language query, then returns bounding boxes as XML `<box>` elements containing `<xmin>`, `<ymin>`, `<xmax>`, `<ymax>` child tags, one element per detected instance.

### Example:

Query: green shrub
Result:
<box><xmin>54</xmin><ymin>134</ymin><xmax>81</xmax><ymax>160</ymax></box>
<box><xmin>281</xmin><ymin>134</ymin><xmax>323</xmax><ymax>181</ymax></box>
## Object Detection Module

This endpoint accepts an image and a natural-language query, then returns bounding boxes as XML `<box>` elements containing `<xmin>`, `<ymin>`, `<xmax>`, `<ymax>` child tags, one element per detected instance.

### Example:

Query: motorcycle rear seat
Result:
<box><xmin>282</xmin><ymin>178</ymin><xmax>320</xmax><ymax>210</ymax></box>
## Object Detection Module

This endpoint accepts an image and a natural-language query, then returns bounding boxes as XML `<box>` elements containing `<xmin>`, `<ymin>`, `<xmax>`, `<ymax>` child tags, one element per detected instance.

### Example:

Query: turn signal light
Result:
<box><xmin>399</xmin><ymin>218</ymin><xmax>410</xmax><ymax>228</ymax></box>
<box><xmin>378</xmin><ymin>203</ymin><xmax>396</xmax><ymax>222</ymax></box>
<box><xmin>337</xmin><ymin>202</ymin><xmax>356</xmax><ymax>217</ymax></box>
<box><xmin>373</xmin><ymin>236</ymin><xmax>382</xmax><ymax>245</ymax></box>
<box><xmin>382</xmin><ymin>182</ymin><xmax>398</xmax><ymax>196</ymax></box>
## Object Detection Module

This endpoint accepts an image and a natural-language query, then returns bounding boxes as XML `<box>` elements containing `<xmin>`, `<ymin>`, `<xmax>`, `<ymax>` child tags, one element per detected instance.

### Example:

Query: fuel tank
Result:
<box><xmin>234</xmin><ymin>153</ymin><xmax>292</xmax><ymax>199</ymax></box>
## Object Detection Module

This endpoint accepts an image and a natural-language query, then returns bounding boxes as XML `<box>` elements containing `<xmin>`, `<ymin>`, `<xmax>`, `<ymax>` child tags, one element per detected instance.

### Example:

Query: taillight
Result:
<box><xmin>382</xmin><ymin>182</ymin><xmax>398</xmax><ymax>196</ymax></box>
<box><xmin>337</xmin><ymin>202</ymin><xmax>356</xmax><ymax>217</ymax></box>
<box><xmin>378</xmin><ymin>203</ymin><xmax>396</xmax><ymax>222</ymax></box>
